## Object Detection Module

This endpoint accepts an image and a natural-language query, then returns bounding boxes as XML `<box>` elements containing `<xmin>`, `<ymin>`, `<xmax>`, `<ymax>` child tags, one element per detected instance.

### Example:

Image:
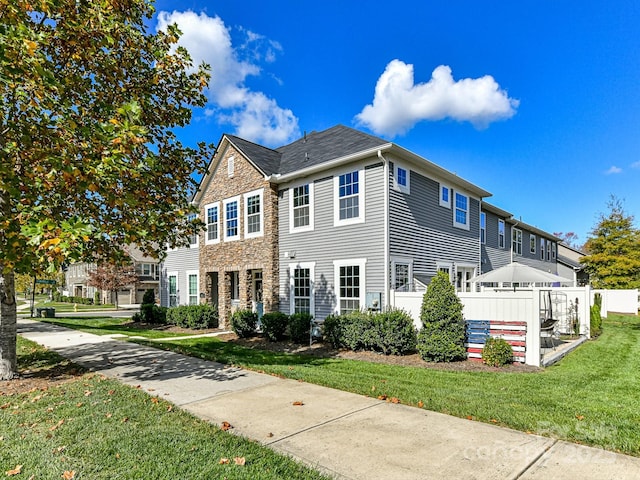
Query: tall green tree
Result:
<box><xmin>0</xmin><ymin>0</ymin><xmax>212</xmax><ymax>379</ymax></box>
<box><xmin>581</xmin><ymin>197</ymin><xmax>640</xmax><ymax>289</ymax></box>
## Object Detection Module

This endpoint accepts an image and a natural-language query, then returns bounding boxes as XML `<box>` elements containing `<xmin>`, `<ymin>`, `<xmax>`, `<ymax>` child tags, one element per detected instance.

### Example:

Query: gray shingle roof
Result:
<box><xmin>225</xmin><ymin>125</ymin><xmax>388</xmax><ymax>176</ymax></box>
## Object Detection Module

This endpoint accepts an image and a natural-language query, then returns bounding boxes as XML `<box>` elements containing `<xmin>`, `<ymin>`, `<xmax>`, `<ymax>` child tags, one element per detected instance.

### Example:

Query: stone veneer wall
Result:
<box><xmin>198</xmin><ymin>143</ymin><xmax>279</xmax><ymax>328</ymax></box>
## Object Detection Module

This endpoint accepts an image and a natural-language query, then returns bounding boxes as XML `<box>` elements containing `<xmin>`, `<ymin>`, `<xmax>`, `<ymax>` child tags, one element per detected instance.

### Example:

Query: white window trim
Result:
<box><xmin>186</xmin><ymin>270</ymin><xmax>199</xmax><ymax>306</ymax></box>
<box><xmin>453</xmin><ymin>191</ymin><xmax>470</xmax><ymax>230</ymax></box>
<box><xmin>227</xmin><ymin>155</ymin><xmax>235</xmax><ymax>177</ymax></box>
<box><xmin>223</xmin><ymin>196</ymin><xmax>241</xmax><ymax>242</ymax></box>
<box><xmin>244</xmin><ymin>188</ymin><xmax>264</xmax><ymax>239</ymax></box>
<box><xmin>289</xmin><ymin>182</ymin><xmax>314</xmax><ymax>233</ymax></box>
<box><xmin>498</xmin><ymin>219</ymin><xmax>506</xmax><ymax>249</ymax></box>
<box><xmin>289</xmin><ymin>262</ymin><xmax>315</xmax><ymax>316</ymax></box>
<box><xmin>512</xmin><ymin>228</ymin><xmax>523</xmax><ymax>256</ymax></box>
<box><xmin>530</xmin><ymin>234</ymin><xmax>536</xmax><ymax>254</ymax></box>
<box><xmin>393</xmin><ymin>162</ymin><xmax>410</xmax><ymax>194</ymax></box>
<box><xmin>334</xmin><ymin>168</ymin><xmax>365</xmax><ymax>226</ymax></box>
<box><xmin>167</xmin><ymin>271</ymin><xmax>178</xmax><ymax>307</ymax></box>
<box><xmin>204</xmin><ymin>202</ymin><xmax>220</xmax><ymax>245</ymax></box>
<box><xmin>540</xmin><ymin>238</ymin><xmax>545</xmax><ymax>260</ymax></box>
<box><xmin>391</xmin><ymin>257</ymin><xmax>413</xmax><ymax>292</ymax></box>
<box><xmin>333</xmin><ymin>258</ymin><xmax>367</xmax><ymax>314</ymax></box>
<box><xmin>439</xmin><ymin>184</ymin><xmax>451</xmax><ymax>208</ymax></box>
<box><xmin>437</xmin><ymin>262</ymin><xmax>454</xmax><ymax>283</ymax></box>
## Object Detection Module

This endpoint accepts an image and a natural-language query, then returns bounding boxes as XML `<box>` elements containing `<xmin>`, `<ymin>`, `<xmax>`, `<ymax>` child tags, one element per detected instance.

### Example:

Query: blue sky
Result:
<box><xmin>152</xmin><ymin>0</ymin><xmax>640</xmax><ymax>245</ymax></box>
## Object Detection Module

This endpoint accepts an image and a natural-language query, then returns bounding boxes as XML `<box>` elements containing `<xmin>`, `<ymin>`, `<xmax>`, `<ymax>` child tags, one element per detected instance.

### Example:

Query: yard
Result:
<box><xmin>26</xmin><ymin>314</ymin><xmax>640</xmax><ymax>457</ymax></box>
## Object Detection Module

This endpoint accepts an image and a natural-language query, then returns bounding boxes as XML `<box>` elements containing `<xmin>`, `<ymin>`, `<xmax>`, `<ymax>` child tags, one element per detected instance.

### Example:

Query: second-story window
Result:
<box><xmin>530</xmin><ymin>234</ymin><xmax>536</xmax><ymax>254</ymax></box>
<box><xmin>540</xmin><ymin>237</ymin><xmax>545</xmax><ymax>260</ymax></box>
<box><xmin>291</xmin><ymin>183</ymin><xmax>314</xmax><ymax>232</ymax></box>
<box><xmin>480</xmin><ymin>212</ymin><xmax>486</xmax><ymax>244</ymax></box>
<box><xmin>512</xmin><ymin>228</ymin><xmax>523</xmax><ymax>255</ymax></box>
<box><xmin>498</xmin><ymin>219</ymin><xmax>505</xmax><ymax>248</ymax></box>
<box><xmin>224</xmin><ymin>197</ymin><xmax>240</xmax><ymax>241</ymax></box>
<box><xmin>205</xmin><ymin>203</ymin><xmax>219</xmax><ymax>244</ymax></box>
<box><xmin>394</xmin><ymin>164</ymin><xmax>410</xmax><ymax>194</ymax></box>
<box><xmin>244</xmin><ymin>189</ymin><xmax>263</xmax><ymax>238</ymax></box>
<box><xmin>187</xmin><ymin>213</ymin><xmax>198</xmax><ymax>247</ymax></box>
<box><xmin>453</xmin><ymin>192</ymin><xmax>469</xmax><ymax>230</ymax></box>
<box><xmin>335</xmin><ymin>169</ymin><xmax>364</xmax><ymax>225</ymax></box>
<box><xmin>440</xmin><ymin>184</ymin><xmax>451</xmax><ymax>208</ymax></box>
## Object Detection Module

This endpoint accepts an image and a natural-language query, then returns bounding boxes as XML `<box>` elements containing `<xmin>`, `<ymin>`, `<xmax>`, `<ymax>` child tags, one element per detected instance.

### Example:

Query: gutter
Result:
<box><xmin>378</xmin><ymin>150</ymin><xmax>390</xmax><ymax>309</ymax></box>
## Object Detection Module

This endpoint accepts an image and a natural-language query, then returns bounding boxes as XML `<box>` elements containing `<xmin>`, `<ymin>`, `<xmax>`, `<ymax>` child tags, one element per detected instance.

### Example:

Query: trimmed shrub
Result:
<box><xmin>482</xmin><ymin>337</ymin><xmax>513</xmax><ymax>367</ymax></box>
<box><xmin>261</xmin><ymin>312</ymin><xmax>289</xmax><ymax>341</ymax></box>
<box><xmin>340</xmin><ymin>311</ymin><xmax>374</xmax><ymax>351</ymax></box>
<box><xmin>370</xmin><ymin>309</ymin><xmax>417</xmax><ymax>355</ymax></box>
<box><xmin>590</xmin><ymin>305</ymin><xmax>602</xmax><ymax>337</ymax></box>
<box><xmin>230</xmin><ymin>309</ymin><xmax>258</xmax><ymax>338</ymax></box>
<box><xmin>417</xmin><ymin>271</ymin><xmax>466</xmax><ymax>362</ymax></box>
<box><xmin>94</xmin><ymin>291</ymin><xmax>101</xmax><ymax>305</ymax></box>
<box><xmin>322</xmin><ymin>314</ymin><xmax>343</xmax><ymax>348</ymax></box>
<box><xmin>142</xmin><ymin>289</ymin><xmax>155</xmax><ymax>305</ymax></box>
<box><xmin>165</xmin><ymin>305</ymin><xmax>219</xmax><ymax>329</ymax></box>
<box><xmin>140</xmin><ymin>304</ymin><xmax>167</xmax><ymax>324</ymax></box>
<box><xmin>289</xmin><ymin>312</ymin><xmax>313</xmax><ymax>344</ymax></box>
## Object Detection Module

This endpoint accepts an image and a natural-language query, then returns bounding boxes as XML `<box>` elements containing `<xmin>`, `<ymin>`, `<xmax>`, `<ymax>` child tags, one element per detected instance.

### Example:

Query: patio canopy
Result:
<box><xmin>472</xmin><ymin>262</ymin><xmax>573</xmax><ymax>285</ymax></box>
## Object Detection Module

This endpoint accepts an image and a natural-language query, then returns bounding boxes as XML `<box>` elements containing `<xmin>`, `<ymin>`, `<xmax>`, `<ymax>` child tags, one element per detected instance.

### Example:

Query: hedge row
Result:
<box><xmin>230</xmin><ymin>310</ymin><xmax>315</xmax><ymax>344</ymax></box>
<box><xmin>52</xmin><ymin>293</ymin><xmax>93</xmax><ymax>305</ymax></box>
<box><xmin>166</xmin><ymin>305</ymin><xmax>219</xmax><ymax>329</ymax></box>
<box><xmin>323</xmin><ymin>309</ymin><xmax>417</xmax><ymax>355</ymax></box>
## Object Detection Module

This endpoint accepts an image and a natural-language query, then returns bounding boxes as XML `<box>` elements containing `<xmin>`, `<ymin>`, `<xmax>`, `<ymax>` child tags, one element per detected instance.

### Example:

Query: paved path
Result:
<box><xmin>17</xmin><ymin>318</ymin><xmax>640</xmax><ymax>480</ymax></box>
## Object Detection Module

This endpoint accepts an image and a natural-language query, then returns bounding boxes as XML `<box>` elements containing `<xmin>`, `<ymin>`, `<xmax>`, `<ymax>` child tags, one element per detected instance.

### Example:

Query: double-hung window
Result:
<box><xmin>205</xmin><ymin>203</ymin><xmax>220</xmax><ymax>244</ymax></box>
<box><xmin>290</xmin><ymin>263</ymin><xmax>315</xmax><ymax>315</ymax></box>
<box><xmin>453</xmin><ymin>192</ymin><xmax>469</xmax><ymax>230</ymax></box>
<box><xmin>552</xmin><ymin>242</ymin><xmax>556</xmax><ymax>260</ymax></box>
<box><xmin>224</xmin><ymin>197</ymin><xmax>240</xmax><ymax>241</ymax></box>
<box><xmin>168</xmin><ymin>274</ymin><xmax>178</xmax><ymax>307</ymax></box>
<box><xmin>334</xmin><ymin>259</ymin><xmax>366</xmax><ymax>314</ymax></box>
<box><xmin>335</xmin><ymin>170</ymin><xmax>364</xmax><ymax>225</ymax></box>
<box><xmin>290</xmin><ymin>183</ymin><xmax>314</xmax><ymax>232</ymax></box>
<box><xmin>540</xmin><ymin>238</ymin><xmax>545</xmax><ymax>260</ymax></box>
<box><xmin>530</xmin><ymin>234</ymin><xmax>536</xmax><ymax>254</ymax></box>
<box><xmin>498</xmin><ymin>219</ymin><xmax>505</xmax><ymax>248</ymax></box>
<box><xmin>244</xmin><ymin>189</ymin><xmax>263</xmax><ymax>238</ymax></box>
<box><xmin>480</xmin><ymin>212</ymin><xmax>486</xmax><ymax>244</ymax></box>
<box><xmin>187</xmin><ymin>213</ymin><xmax>198</xmax><ymax>247</ymax></box>
<box><xmin>187</xmin><ymin>271</ymin><xmax>198</xmax><ymax>306</ymax></box>
<box><xmin>546</xmin><ymin>241</ymin><xmax>551</xmax><ymax>261</ymax></box>
<box><xmin>512</xmin><ymin>228</ymin><xmax>523</xmax><ymax>255</ymax></box>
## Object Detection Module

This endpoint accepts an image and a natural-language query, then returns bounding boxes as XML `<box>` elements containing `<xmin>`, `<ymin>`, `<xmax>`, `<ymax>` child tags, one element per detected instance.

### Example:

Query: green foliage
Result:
<box><xmin>321</xmin><ymin>310</ymin><xmax>417</xmax><ymax>355</ymax></box>
<box><xmin>142</xmin><ymin>289</ymin><xmax>155</xmax><ymax>305</ymax></box>
<box><xmin>139</xmin><ymin>305</ymin><xmax>167</xmax><ymax>324</ymax></box>
<box><xmin>165</xmin><ymin>305</ymin><xmax>218</xmax><ymax>330</ymax></box>
<box><xmin>52</xmin><ymin>293</ymin><xmax>93</xmax><ymax>305</ymax></box>
<box><xmin>260</xmin><ymin>312</ymin><xmax>289</xmax><ymax>342</ymax></box>
<box><xmin>289</xmin><ymin>312</ymin><xmax>313</xmax><ymax>344</ymax></box>
<box><xmin>581</xmin><ymin>197</ymin><xmax>640</xmax><ymax>289</ymax></box>
<box><xmin>481</xmin><ymin>337</ymin><xmax>514</xmax><ymax>367</ymax></box>
<box><xmin>230</xmin><ymin>309</ymin><xmax>258</xmax><ymax>338</ymax></box>
<box><xmin>418</xmin><ymin>271</ymin><xmax>466</xmax><ymax>362</ymax></box>
<box><xmin>94</xmin><ymin>290</ymin><xmax>101</xmax><ymax>305</ymax></box>
<box><xmin>590</xmin><ymin>295</ymin><xmax>603</xmax><ymax>337</ymax></box>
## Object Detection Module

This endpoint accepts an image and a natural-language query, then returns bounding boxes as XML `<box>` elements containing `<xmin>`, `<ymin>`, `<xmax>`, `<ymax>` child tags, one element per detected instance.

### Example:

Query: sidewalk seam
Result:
<box><xmin>511</xmin><ymin>439</ymin><xmax>557</xmax><ymax>479</ymax></box>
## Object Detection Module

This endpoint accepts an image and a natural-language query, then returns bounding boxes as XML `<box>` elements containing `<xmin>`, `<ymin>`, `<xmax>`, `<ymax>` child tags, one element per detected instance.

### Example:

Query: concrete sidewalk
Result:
<box><xmin>16</xmin><ymin>319</ymin><xmax>640</xmax><ymax>480</ymax></box>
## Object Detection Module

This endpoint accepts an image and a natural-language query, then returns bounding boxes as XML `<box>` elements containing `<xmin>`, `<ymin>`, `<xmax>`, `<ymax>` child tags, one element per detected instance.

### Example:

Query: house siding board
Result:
<box><xmin>481</xmin><ymin>209</ymin><xmax>510</xmax><ymax>273</ymax></box>
<box><xmin>160</xmin><ymin>246</ymin><xmax>199</xmax><ymax>307</ymax></box>
<box><xmin>279</xmin><ymin>161</ymin><xmax>385</xmax><ymax>319</ymax></box>
<box><xmin>507</xmin><ymin>223</ymin><xmax>559</xmax><ymax>274</ymax></box>
<box><xmin>389</xmin><ymin>168</ymin><xmax>480</xmax><ymax>282</ymax></box>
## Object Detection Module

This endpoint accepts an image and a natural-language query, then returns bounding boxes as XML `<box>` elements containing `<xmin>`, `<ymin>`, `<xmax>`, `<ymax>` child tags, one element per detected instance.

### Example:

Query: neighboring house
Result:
<box><xmin>557</xmin><ymin>243</ymin><xmax>589</xmax><ymax>286</ymax></box>
<box><xmin>160</xmin><ymin>216</ymin><xmax>200</xmax><ymax>307</ymax></box>
<box><xmin>64</xmin><ymin>245</ymin><xmax>160</xmax><ymax>305</ymax></box>
<box><xmin>194</xmin><ymin>125</ymin><xmax>494</xmax><ymax>325</ymax></box>
<box><xmin>481</xmin><ymin>202</ymin><xmax>560</xmax><ymax>280</ymax></box>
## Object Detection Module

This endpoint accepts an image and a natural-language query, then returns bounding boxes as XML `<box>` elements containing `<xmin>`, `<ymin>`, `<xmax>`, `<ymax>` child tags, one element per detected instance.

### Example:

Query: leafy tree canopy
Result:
<box><xmin>581</xmin><ymin>197</ymin><xmax>640</xmax><ymax>289</ymax></box>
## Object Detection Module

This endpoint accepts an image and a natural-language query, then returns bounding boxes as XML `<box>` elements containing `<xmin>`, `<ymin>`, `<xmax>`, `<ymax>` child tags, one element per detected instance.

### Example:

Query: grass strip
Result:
<box><xmin>39</xmin><ymin>317</ymin><xmax>196</xmax><ymax>339</ymax></box>
<box><xmin>1</xmin><ymin>338</ymin><xmax>328</xmax><ymax>480</ymax></box>
<box><xmin>139</xmin><ymin>314</ymin><xmax>640</xmax><ymax>457</ymax></box>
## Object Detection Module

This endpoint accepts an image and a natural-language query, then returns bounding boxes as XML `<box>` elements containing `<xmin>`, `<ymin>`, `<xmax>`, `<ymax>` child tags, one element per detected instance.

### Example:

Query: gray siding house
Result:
<box><xmin>160</xmin><ymin>235</ymin><xmax>199</xmax><ymax>307</ymax></box>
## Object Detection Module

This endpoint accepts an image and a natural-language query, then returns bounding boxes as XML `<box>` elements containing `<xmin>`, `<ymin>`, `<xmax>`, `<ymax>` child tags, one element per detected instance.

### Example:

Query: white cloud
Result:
<box><xmin>605</xmin><ymin>166</ymin><xmax>623</xmax><ymax>174</ymax></box>
<box><xmin>156</xmin><ymin>10</ymin><xmax>299</xmax><ymax>146</ymax></box>
<box><xmin>631</xmin><ymin>161</ymin><xmax>640</xmax><ymax>169</ymax></box>
<box><xmin>355</xmin><ymin>60</ymin><xmax>519</xmax><ymax>136</ymax></box>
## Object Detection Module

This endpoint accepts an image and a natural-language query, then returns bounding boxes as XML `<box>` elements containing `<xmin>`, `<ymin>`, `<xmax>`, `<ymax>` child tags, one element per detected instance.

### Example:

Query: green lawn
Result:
<box><xmin>39</xmin><ymin>317</ymin><xmax>196</xmax><ymax>339</ymax></box>
<box><xmin>139</xmin><ymin>314</ymin><xmax>640</xmax><ymax>457</ymax></box>
<box><xmin>1</xmin><ymin>338</ymin><xmax>328</xmax><ymax>480</ymax></box>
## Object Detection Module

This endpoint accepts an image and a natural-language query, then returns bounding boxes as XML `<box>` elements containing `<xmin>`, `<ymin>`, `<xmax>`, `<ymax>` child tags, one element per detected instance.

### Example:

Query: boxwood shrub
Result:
<box><xmin>481</xmin><ymin>337</ymin><xmax>514</xmax><ymax>367</ymax></box>
<box><xmin>289</xmin><ymin>312</ymin><xmax>313</xmax><ymax>344</ymax></box>
<box><xmin>261</xmin><ymin>312</ymin><xmax>289</xmax><ymax>341</ymax></box>
<box><xmin>230</xmin><ymin>309</ymin><xmax>258</xmax><ymax>338</ymax></box>
<box><xmin>165</xmin><ymin>305</ymin><xmax>218</xmax><ymax>329</ymax></box>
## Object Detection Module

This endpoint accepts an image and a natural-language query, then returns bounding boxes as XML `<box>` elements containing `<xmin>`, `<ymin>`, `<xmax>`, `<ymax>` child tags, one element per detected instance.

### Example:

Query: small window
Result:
<box><xmin>394</xmin><ymin>164</ymin><xmax>410</xmax><ymax>194</ymax></box>
<box><xmin>227</xmin><ymin>155</ymin><xmax>235</xmax><ymax>177</ymax></box>
<box><xmin>547</xmin><ymin>241</ymin><xmax>551</xmax><ymax>261</ymax></box>
<box><xmin>187</xmin><ymin>272</ymin><xmax>198</xmax><ymax>306</ymax></box>
<box><xmin>439</xmin><ymin>184</ymin><xmax>451</xmax><ymax>208</ymax></box>
<box><xmin>223</xmin><ymin>197</ymin><xmax>240</xmax><ymax>241</ymax></box>
<box><xmin>244</xmin><ymin>189</ymin><xmax>263</xmax><ymax>238</ymax></box>
<box><xmin>394</xmin><ymin>263</ymin><xmax>410</xmax><ymax>291</ymax></box>
<box><xmin>540</xmin><ymin>238</ymin><xmax>545</xmax><ymax>260</ymax></box>
<box><xmin>205</xmin><ymin>203</ymin><xmax>220</xmax><ymax>244</ymax></box>
<box><xmin>187</xmin><ymin>213</ymin><xmax>198</xmax><ymax>246</ymax></box>
<box><xmin>530</xmin><ymin>234</ymin><xmax>536</xmax><ymax>254</ymax></box>
<box><xmin>512</xmin><ymin>228</ymin><xmax>523</xmax><ymax>255</ymax></box>
<box><xmin>498</xmin><ymin>220</ymin><xmax>505</xmax><ymax>249</ymax></box>
<box><xmin>552</xmin><ymin>242</ymin><xmax>556</xmax><ymax>260</ymax></box>
<box><xmin>168</xmin><ymin>274</ymin><xmax>178</xmax><ymax>307</ymax></box>
<box><xmin>453</xmin><ymin>192</ymin><xmax>469</xmax><ymax>230</ymax></box>
<box><xmin>480</xmin><ymin>212</ymin><xmax>486</xmax><ymax>244</ymax></box>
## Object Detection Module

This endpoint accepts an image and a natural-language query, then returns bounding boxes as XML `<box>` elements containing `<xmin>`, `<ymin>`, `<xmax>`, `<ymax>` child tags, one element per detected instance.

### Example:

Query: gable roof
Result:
<box><xmin>225</xmin><ymin>135</ymin><xmax>282</xmax><ymax>176</ymax></box>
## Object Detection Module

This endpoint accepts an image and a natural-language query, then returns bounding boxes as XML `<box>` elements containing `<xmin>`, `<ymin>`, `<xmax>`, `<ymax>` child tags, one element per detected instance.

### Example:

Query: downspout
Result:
<box><xmin>378</xmin><ymin>150</ymin><xmax>390</xmax><ymax>309</ymax></box>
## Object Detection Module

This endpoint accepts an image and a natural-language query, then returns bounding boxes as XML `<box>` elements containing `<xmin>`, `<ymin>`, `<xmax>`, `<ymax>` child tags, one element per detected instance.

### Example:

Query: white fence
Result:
<box><xmin>390</xmin><ymin>287</ymin><xmax>592</xmax><ymax>367</ymax></box>
<box><xmin>592</xmin><ymin>289</ymin><xmax>638</xmax><ymax>315</ymax></box>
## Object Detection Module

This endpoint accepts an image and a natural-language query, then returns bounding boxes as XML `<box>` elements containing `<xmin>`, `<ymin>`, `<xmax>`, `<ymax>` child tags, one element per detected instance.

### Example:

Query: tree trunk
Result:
<box><xmin>0</xmin><ymin>268</ymin><xmax>17</xmax><ymax>380</ymax></box>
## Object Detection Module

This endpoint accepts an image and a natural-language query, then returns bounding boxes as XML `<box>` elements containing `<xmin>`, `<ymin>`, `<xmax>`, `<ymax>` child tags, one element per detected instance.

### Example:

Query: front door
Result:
<box><xmin>456</xmin><ymin>266</ymin><xmax>476</xmax><ymax>293</ymax></box>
